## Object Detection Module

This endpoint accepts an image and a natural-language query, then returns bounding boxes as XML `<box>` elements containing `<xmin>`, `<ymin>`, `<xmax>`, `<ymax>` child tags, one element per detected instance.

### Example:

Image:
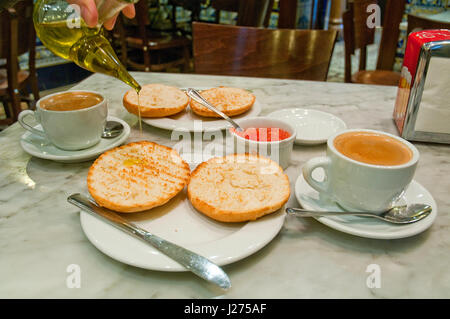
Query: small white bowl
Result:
<box><xmin>229</xmin><ymin>117</ymin><xmax>296</xmax><ymax>169</ymax></box>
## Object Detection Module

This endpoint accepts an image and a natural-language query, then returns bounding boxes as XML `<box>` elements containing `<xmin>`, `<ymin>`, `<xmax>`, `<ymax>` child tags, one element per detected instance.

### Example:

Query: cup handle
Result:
<box><xmin>18</xmin><ymin>110</ymin><xmax>46</xmax><ymax>138</ymax></box>
<box><xmin>302</xmin><ymin>157</ymin><xmax>332</xmax><ymax>195</ymax></box>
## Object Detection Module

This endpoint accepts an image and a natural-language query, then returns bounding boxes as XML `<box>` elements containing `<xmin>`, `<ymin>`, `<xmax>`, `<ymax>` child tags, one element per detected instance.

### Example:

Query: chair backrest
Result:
<box><xmin>343</xmin><ymin>0</ymin><xmax>376</xmax><ymax>71</ymax></box>
<box><xmin>344</xmin><ymin>0</ymin><xmax>406</xmax><ymax>79</ymax></box>
<box><xmin>0</xmin><ymin>0</ymin><xmax>36</xmax><ymax>123</ymax></box>
<box><xmin>0</xmin><ymin>0</ymin><xmax>35</xmax><ymax>60</ymax></box>
<box><xmin>376</xmin><ymin>0</ymin><xmax>406</xmax><ymax>70</ymax></box>
<box><xmin>192</xmin><ymin>22</ymin><xmax>337</xmax><ymax>81</ymax></box>
<box><xmin>407</xmin><ymin>13</ymin><xmax>450</xmax><ymax>35</ymax></box>
<box><xmin>212</xmin><ymin>0</ymin><xmax>274</xmax><ymax>28</ymax></box>
<box><xmin>344</xmin><ymin>0</ymin><xmax>402</xmax><ymax>82</ymax></box>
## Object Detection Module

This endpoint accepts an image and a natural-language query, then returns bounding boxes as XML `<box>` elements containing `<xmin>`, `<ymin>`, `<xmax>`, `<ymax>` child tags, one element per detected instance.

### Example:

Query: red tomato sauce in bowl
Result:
<box><xmin>231</xmin><ymin>127</ymin><xmax>291</xmax><ymax>142</ymax></box>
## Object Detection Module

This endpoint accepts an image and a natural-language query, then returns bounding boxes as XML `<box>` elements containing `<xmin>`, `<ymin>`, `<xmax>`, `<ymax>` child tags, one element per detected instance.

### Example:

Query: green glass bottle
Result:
<box><xmin>33</xmin><ymin>0</ymin><xmax>141</xmax><ymax>93</ymax></box>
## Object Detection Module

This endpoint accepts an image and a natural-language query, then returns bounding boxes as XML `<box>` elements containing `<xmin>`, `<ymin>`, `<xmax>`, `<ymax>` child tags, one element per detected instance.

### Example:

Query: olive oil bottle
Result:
<box><xmin>33</xmin><ymin>0</ymin><xmax>141</xmax><ymax>93</ymax></box>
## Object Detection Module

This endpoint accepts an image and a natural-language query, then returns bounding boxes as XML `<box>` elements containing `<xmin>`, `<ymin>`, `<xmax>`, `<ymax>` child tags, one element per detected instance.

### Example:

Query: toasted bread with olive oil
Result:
<box><xmin>87</xmin><ymin>141</ymin><xmax>190</xmax><ymax>213</ymax></box>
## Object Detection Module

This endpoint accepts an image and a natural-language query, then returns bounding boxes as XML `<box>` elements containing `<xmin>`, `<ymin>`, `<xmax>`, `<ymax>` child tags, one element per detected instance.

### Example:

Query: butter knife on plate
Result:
<box><xmin>67</xmin><ymin>193</ymin><xmax>232</xmax><ymax>290</ymax></box>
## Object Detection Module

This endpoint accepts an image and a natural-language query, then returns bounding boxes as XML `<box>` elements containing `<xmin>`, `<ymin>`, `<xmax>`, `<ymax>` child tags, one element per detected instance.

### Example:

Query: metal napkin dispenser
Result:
<box><xmin>393</xmin><ymin>29</ymin><xmax>450</xmax><ymax>144</ymax></box>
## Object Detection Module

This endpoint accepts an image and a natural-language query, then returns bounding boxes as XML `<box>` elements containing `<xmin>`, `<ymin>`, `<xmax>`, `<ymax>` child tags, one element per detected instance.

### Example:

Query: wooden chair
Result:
<box><xmin>343</xmin><ymin>0</ymin><xmax>404</xmax><ymax>86</ymax></box>
<box><xmin>192</xmin><ymin>22</ymin><xmax>337</xmax><ymax>81</ymax></box>
<box><xmin>376</xmin><ymin>0</ymin><xmax>407</xmax><ymax>71</ymax></box>
<box><xmin>0</xmin><ymin>0</ymin><xmax>39</xmax><ymax>125</ymax></box>
<box><xmin>211</xmin><ymin>0</ymin><xmax>274</xmax><ymax>28</ymax></box>
<box><xmin>407</xmin><ymin>13</ymin><xmax>450</xmax><ymax>35</ymax></box>
<box><xmin>113</xmin><ymin>0</ymin><xmax>191</xmax><ymax>73</ymax></box>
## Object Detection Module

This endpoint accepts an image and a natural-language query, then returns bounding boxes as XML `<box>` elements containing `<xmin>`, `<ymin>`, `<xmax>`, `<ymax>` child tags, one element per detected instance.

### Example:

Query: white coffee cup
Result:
<box><xmin>302</xmin><ymin>129</ymin><xmax>420</xmax><ymax>212</ymax></box>
<box><xmin>18</xmin><ymin>90</ymin><xmax>107</xmax><ymax>151</ymax></box>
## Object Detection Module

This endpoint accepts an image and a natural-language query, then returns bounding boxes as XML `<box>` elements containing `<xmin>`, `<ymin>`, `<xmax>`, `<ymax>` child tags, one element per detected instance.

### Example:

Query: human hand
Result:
<box><xmin>67</xmin><ymin>0</ymin><xmax>136</xmax><ymax>30</ymax></box>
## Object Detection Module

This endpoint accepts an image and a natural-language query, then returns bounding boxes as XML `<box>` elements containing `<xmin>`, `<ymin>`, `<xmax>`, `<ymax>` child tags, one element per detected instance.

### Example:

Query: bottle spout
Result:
<box><xmin>69</xmin><ymin>34</ymin><xmax>141</xmax><ymax>92</ymax></box>
<box><xmin>117</xmin><ymin>65</ymin><xmax>141</xmax><ymax>93</ymax></box>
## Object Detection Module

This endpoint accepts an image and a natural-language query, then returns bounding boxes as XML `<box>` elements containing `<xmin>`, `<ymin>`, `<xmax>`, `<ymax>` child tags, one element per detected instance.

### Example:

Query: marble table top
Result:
<box><xmin>1</xmin><ymin>72</ymin><xmax>449</xmax><ymax>298</ymax></box>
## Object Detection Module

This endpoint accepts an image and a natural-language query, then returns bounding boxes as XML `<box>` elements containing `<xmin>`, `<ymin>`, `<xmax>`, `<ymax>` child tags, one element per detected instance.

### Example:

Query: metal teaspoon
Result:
<box><xmin>101</xmin><ymin>121</ymin><xmax>124</xmax><ymax>138</ymax></box>
<box><xmin>286</xmin><ymin>204</ymin><xmax>432</xmax><ymax>224</ymax></box>
<box><xmin>186</xmin><ymin>88</ymin><xmax>244</xmax><ymax>132</ymax></box>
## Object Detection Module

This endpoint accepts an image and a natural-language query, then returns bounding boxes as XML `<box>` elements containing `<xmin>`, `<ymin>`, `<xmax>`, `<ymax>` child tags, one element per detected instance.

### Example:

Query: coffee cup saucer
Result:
<box><xmin>266</xmin><ymin>108</ymin><xmax>347</xmax><ymax>145</ymax></box>
<box><xmin>20</xmin><ymin>116</ymin><xmax>130</xmax><ymax>163</ymax></box>
<box><xmin>294</xmin><ymin>168</ymin><xmax>437</xmax><ymax>239</ymax></box>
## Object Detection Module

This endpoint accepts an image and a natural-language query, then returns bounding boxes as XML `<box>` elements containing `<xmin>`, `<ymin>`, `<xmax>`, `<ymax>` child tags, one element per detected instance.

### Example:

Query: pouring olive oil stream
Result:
<box><xmin>33</xmin><ymin>0</ymin><xmax>143</xmax><ymax>132</ymax></box>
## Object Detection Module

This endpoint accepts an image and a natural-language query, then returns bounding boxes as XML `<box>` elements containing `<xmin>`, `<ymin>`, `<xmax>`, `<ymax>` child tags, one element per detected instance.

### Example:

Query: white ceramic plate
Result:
<box><xmin>294</xmin><ymin>170</ymin><xmax>437</xmax><ymax>239</ymax></box>
<box><xmin>20</xmin><ymin>116</ymin><xmax>130</xmax><ymax>163</ymax></box>
<box><xmin>80</xmin><ymin>195</ymin><xmax>285</xmax><ymax>271</ymax></box>
<box><xmin>80</xmin><ymin>152</ymin><xmax>286</xmax><ymax>271</ymax></box>
<box><xmin>267</xmin><ymin>108</ymin><xmax>347</xmax><ymax>145</ymax></box>
<box><xmin>142</xmin><ymin>92</ymin><xmax>262</xmax><ymax>132</ymax></box>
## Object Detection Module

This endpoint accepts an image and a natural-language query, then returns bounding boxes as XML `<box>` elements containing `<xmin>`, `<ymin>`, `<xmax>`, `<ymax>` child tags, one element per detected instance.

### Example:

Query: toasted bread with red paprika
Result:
<box><xmin>189</xmin><ymin>87</ymin><xmax>255</xmax><ymax>118</ymax></box>
<box><xmin>87</xmin><ymin>141</ymin><xmax>190</xmax><ymax>213</ymax></box>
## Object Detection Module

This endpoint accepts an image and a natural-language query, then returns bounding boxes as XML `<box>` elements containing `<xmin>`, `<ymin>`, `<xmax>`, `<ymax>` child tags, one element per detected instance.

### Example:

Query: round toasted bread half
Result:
<box><xmin>187</xmin><ymin>154</ymin><xmax>290</xmax><ymax>222</ymax></box>
<box><xmin>189</xmin><ymin>87</ymin><xmax>255</xmax><ymax>118</ymax></box>
<box><xmin>87</xmin><ymin>141</ymin><xmax>190</xmax><ymax>213</ymax></box>
<box><xmin>123</xmin><ymin>84</ymin><xmax>189</xmax><ymax>118</ymax></box>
